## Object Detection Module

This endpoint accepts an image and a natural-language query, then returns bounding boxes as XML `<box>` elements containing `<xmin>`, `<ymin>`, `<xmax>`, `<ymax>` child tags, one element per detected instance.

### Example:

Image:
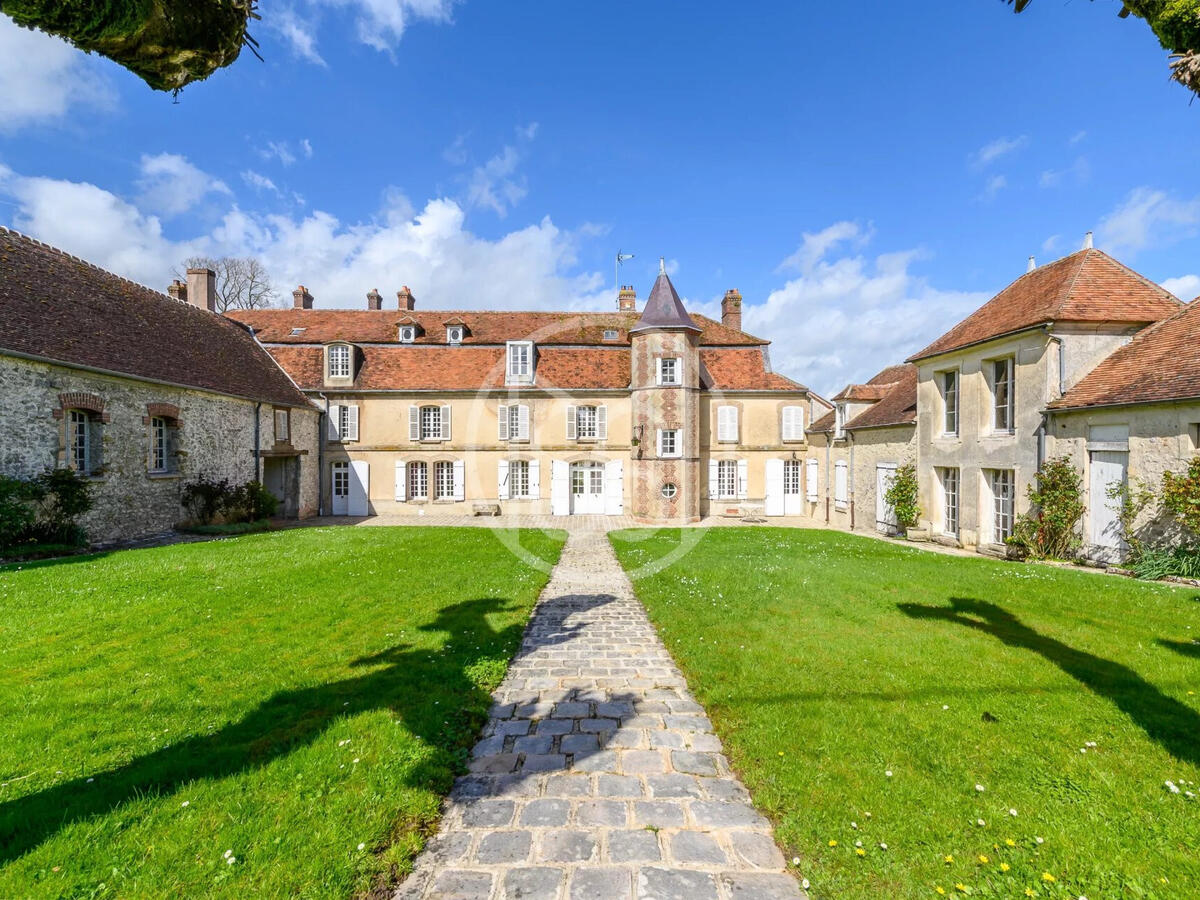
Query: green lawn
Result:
<box><xmin>611</xmin><ymin>528</ymin><xmax>1200</xmax><ymax>900</ymax></box>
<box><xmin>0</xmin><ymin>526</ymin><xmax>564</xmax><ymax>899</ymax></box>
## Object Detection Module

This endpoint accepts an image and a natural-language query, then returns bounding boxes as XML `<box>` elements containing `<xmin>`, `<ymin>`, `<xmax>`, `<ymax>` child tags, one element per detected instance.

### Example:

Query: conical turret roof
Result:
<box><xmin>631</xmin><ymin>267</ymin><xmax>700</xmax><ymax>333</ymax></box>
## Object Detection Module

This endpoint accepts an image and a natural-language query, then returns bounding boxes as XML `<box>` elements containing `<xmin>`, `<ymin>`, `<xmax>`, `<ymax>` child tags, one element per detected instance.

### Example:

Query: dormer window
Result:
<box><xmin>603</xmin><ymin>329</ymin><xmax>619</xmax><ymax>341</ymax></box>
<box><xmin>506</xmin><ymin>341</ymin><xmax>534</xmax><ymax>385</ymax></box>
<box><xmin>399</xmin><ymin>325</ymin><xmax>417</xmax><ymax>343</ymax></box>
<box><xmin>446</xmin><ymin>325</ymin><xmax>464</xmax><ymax>345</ymax></box>
<box><xmin>327</xmin><ymin>343</ymin><xmax>352</xmax><ymax>379</ymax></box>
<box><xmin>289</xmin><ymin>327</ymin><xmax>306</xmax><ymax>336</ymax></box>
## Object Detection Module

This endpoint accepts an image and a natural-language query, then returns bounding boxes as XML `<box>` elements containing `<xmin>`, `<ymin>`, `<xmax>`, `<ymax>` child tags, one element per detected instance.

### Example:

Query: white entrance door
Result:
<box><xmin>570</xmin><ymin>461</ymin><xmax>606</xmax><ymax>515</ymax></box>
<box><xmin>876</xmin><ymin>463</ymin><xmax>899</xmax><ymax>534</ymax></box>
<box><xmin>348</xmin><ymin>460</ymin><xmax>369</xmax><ymax>516</ymax></box>
<box><xmin>1090</xmin><ymin>450</ymin><xmax>1128</xmax><ymax>561</ymax></box>
<box><xmin>331</xmin><ymin>462</ymin><xmax>349</xmax><ymax>515</ymax></box>
<box><xmin>764</xmin><ymin>459</ymin><xmax>784</xmax><ymax>516</ymax></box>
<box><xmin>783</xmin><ymin>459</ymin><xmax>803</xmax><ymax>516</ymax></box>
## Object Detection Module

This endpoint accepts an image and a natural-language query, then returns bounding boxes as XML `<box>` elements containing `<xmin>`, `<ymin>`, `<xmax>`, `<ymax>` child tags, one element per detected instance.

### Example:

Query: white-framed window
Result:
<box><xmin>834</xmin><ymin>460</ymin><xmax>849</xmax><ymax>509</ymax></box>
<box><xmin>988</xmin><ymin>469</ymin><xmax>1015</xmax><ymax>543</ymax></box>
<box><xmin>716</xmin><ymin>405</ymin><xmax>739</xmax><ymax>443</ymax></box>
<box><xmin>603</xmin><ymin>329</ymin><xmax>619</xmax><ymax>341</ymax></box>
<box><xmin>940</xmin><ymin>467</ymin><xmax>960</xmax><ymax>536</ymax></box>
<box><xmin>657</xmin><ymin>357</ymin><xmax>679</xmax><ymax>385</ymax></box>
<box><xmin>717</xmin><ymin>459</ymin><xmax>739</xmax><ymax>499</ymax></box>
<box><xmin>327</xmin><ymin>344</ymin><xmax>352</xmax><ymax>379</ymax></box>
<box><xmin>498</xmin><ymin>403</ymin><xmax>530</xmax><ymax>442</ymax></box>
<box><xmin>434</xmin><ymin>461</ymin><xmax>455</xmax><ymax>500</ymax></box>
<box><xmin>509</xmin><ymin>460</ymin><xmax>530</xmax><ymax>498</ymax></box>
<box><xmin>781</xmin><ymin>406</ymin><xmax>805</xmax><ymax>442</ymax></box>
<box><xmin>657</xmin><ymin>428</ymin><xmax>680</xmax><ymax>458</ymax></box>
<box><xmin>941</xmin><ymin>370</ymin><xmax>959</xmax><ymax>436</ymax></box>
<box><xmin>806</xmin><ymin>458</ymin><xmax>819</xmax><ymax>501</ymax></box>
<box><xmin>67</xmin><ymin>409</ymin><xmax>96</xmax><ymax>475</ymax></box>
<box><xmin>784</xmin><ymin>459</ymin><xmax>802</xmax><ymax>496</ymax></box>
<box><xmin>834</xmin><ymin>403</ymin><xmax>847</xmax><ymax>439</ymax></box>
<box><xmin>410</xmin><ymin>404</ymin><xmax>450</xmax><ymax>442</ymax></box>
<box><xmin>399</xmin><ymin>325</ymin><xmax>417</xmax><ymax>343</ymax></box>
<box><xmin>661</xmin><ymin>482</ymin><xmax>678</xmax><ymax>499</ymax></box>
<box><xmin>332</xmin><ymin>461</ymin><xmax>350</xmax><ymax>499</ymax></box>
<box><xmin>567</xmin><ymin>404</ymin><xmax>607</xmax><ymax>441</ymax></box>
<box><xmin>149</xmin><ymin>416</ymin><xmax>169</xmax><ymax>473</ymax></box>
<box><xmin>992</xmin><ymin>358</ymin><xmax>1015</xmax><ymax>432</ymax></box>
<box><xmin>408</xmin><ymin>461</ymin><xmax>428</xmax><ymax>500</ymax></box>
<box><xmin>506</xmin><ymin>341</ymin><xmax>534</xmax><ymax>384</ymax></box>
<box><xmin>273</xmin><ymin>408</ymin><xmax>289</xmax><ymax>442</ymax></box>
<box><xmin>446</xmin><ymin>325</ymin><xmax>464</xmax><ymax>344</ymax></box>
<box><xmin>327</xmin><ymin>404</ymin><xmax>360</xmax><ymax>442</ymax></box>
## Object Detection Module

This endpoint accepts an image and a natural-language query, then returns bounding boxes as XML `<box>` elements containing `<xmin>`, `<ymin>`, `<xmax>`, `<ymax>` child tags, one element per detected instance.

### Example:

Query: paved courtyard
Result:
<box><xmin>393</xmin><ymin>529</ymin><xmax>804</xmax><ymax>900</ymax></box>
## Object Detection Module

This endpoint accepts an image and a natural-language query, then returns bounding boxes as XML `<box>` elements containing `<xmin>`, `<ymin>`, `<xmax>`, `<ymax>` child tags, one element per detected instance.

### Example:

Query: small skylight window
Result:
<box><xmin>399</xmin><ymin>325</ymin><xmax>417</xmax><ymax>343</ymax></box>
<box><xmin>290</xmin><ymin>327</ymin><xmax>306</xmax><ymax>336</ymax></box>
<box><xmin>446</xmin><ymin>326</ymin><xmax>464</xmax><ymax>344</ymax></box>
<box><xmin>603</xmin><ymin>329</ymin><xmax>619</xmax><ymax>341</ymax></box>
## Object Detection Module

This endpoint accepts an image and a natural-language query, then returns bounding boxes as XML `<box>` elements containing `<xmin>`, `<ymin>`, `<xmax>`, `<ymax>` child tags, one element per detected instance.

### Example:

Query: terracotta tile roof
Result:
<box><xmin>1049</xmin><ymin>299</ymin><xmax>1200</xmax><ymax>410</ymax></box>
<box><xmin>699</xmin><ymin>348</ymin><xmax>807</xmax><ymax>392</ymax></box>
<box><xmin>908</xmin><ymin>249</ymin><xmax>1182</xmax><ymax>361</ymax></box>
<box><xmin>0</xmin><ymin>228</ymin><xmax>310</xmax><ymax>408</ymax></box>
<box><xmin>810</xmin><ymin>409</ymin><xmax>836</xmax><ymax>434</ymax></box>
<box><xmin>845</xmin><ymin>364</ymin><xmax>917</xmax><ymax>430</ymax></box>
<box><xmin>229</xmin><ymin>309</ymin><xmax>763</xmax><ymax>346</ymax></box>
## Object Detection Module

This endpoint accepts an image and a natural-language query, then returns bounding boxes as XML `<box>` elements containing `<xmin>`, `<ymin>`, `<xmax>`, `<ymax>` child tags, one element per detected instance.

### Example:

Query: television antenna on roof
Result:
<box><xmin>615</xmin><ymin>250</ymin><xmax>635</xmax><ymax>295</ymax></box>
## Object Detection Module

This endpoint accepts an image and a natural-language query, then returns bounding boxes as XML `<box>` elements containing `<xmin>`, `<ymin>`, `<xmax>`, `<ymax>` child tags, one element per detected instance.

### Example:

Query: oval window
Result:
<box><xmin>661</xmin><ymin>482</ymin><xmax>678</xmax><ymax>499</ymax></box>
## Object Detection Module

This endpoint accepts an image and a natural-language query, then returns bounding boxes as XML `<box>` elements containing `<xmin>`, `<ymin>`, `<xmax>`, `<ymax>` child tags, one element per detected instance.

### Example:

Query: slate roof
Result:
<box><xmin>1049</xmin><ymin>299</ymin><xmax>1200</xmax><ymax>410</ymax></box>
<box><xmin>908</xmin><ymin>249</ymin><xmax>1182</xmax><ymax>362</ymax></box>
<box><xmin>631</xmin><ymin>271</ymin><xmax>700</xmax><ymax>332</ymax></box>
<box><xmin>0</xmin><ymin>228</ymin><xmax>310</xmax><ymax>408</ymax></box>
<box><xmin>810</xmin><ymin>364</ymin><xmax>917</xmax><ymax>433</ymax></box>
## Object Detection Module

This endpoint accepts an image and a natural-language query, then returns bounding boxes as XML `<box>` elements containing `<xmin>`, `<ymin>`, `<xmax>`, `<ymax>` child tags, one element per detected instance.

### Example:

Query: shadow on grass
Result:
<box><xmin>1156</xmin><ymin>638</ymin><xmax>1200</xmax><ymax>660</ymax></box>
<box><xmin>898</xmin><ymin>597</ymin><xmax>1200</xmax><ymax>767</ymax></box>
<box><xmin>0</xmin><ymin>594</ymin><xmax>610</xmax><ymax>865</ymax></box>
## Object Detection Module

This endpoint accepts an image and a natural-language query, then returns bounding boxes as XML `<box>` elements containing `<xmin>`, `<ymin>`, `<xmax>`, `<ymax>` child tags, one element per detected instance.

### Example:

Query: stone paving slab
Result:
<box><xmin>393</xmin><ymin>530</ymin><xmax>805</xmax><ymax>900</ymax></box>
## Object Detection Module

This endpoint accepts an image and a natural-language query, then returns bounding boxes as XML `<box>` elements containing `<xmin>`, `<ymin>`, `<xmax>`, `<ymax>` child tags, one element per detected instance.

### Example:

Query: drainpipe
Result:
<box><xmin>824</xmin><ymin>440</ymin><xmax>831</xmax><ymax>523</ymax></box>
<box><xmin>253</xmin><ymin>402</ymin><xmax>262</xmax><ymax>481</ymax></box>
<box><xmin>317</xmin><ymin>392</ymin><xmax>330</xmax><ymax>516</ymax></box>
<box><xmin>1041</xmin><ymin>327</ymin><xmax>1066</xmax><ymax>471</ymax></box>
<box><xmin>848</xmin><ymin>432</ymin><xmax>856</xmax><ymax>530</ymax></box>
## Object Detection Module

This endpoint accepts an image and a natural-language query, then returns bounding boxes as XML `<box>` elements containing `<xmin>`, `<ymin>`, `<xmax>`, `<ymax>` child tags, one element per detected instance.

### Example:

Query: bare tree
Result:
<box><xmin>176</xmin><ymin>256</ymin><xmax>278</xmax><ymax>313</ymax></box>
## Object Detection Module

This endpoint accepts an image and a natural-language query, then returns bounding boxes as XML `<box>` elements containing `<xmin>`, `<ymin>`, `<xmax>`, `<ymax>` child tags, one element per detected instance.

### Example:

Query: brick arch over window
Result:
<box><xmin>53</xmin><ymin>392</ymin><xmax>109</xmax><ymax>422</ymax></box>
<box><xmin>144</xmin><ymin>402</ymin><xmax>181</xmax><ymax>423</ymax></box>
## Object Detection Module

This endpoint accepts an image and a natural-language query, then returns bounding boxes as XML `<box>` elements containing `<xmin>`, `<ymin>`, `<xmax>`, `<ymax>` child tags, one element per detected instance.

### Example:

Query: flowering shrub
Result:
<box><xmin>883</xmin><ymin>463</ymin><xmax>921</xmax><ymax>530</ymax></box>
<box><xmin>1007</xmin><ymin>456</ymin><xmax>1085</xmax><ymax>560</ymax></box>
<box><xmin>1161</xmin><ymin>454</ymin><xmax>1200</xmax><ymax>543</ymax></box>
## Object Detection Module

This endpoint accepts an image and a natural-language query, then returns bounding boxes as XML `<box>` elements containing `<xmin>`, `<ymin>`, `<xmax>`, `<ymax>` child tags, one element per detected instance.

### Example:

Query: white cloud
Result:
<box><xmin>442</xmin><ymin>133</ymin><xmax>470</xmax><ymax>166</ymax></box>
<box><xmin>0</xmin><ymin>17</ymin><xmax>115</xmax><ymax>131</ymax></box>
<box><xmin>272</xmin><ymin>0</ymin><xmax>456</xmax><ymax>60</ymax></box>
<box><xmin>269</xmin><ymin>7</ymin><xmax>326</xmax><ymax>65</ymax></box>
<box><xmin>1069</xmin><ymin>130</ymin><xmax>1087</xmax><ymax>144</ymax></box>
<box><xmin>260</xmin><ymin>141</ymin><xmax>298</xmax><ymax>167</ymax></box>
<box><xmin>301</xmin><ymin>138</ymin><xmax>314</xmax><ymax>159</ymax></box>
<box><xmin>969</xmin><ymin>135</ymin><xmax>1029</xmax><ymax>169</ymax></box>
<box><xmin>706</xmin><ymin>225</ymin><xmax>989</xmax><ymax>396</ymax></box>
<box><xmin>466</xmin><ymin>146</ymin><xmax>527</xmax><ymax>217</ymax></box>
<box><xmin>1097</xmin><ymin>187</ymin><xmax>1200</xmax><ymax>256</ymax></box>
<box><xmin>979</xmin><ymin>174</ymin><xmax>1007</xmax><ymax>201</ymax></box>
<box><xmin>1042</xmin><ymin>234</ymin><xmax>1061</xmax><ymax>253</ymax></box>
<box><xmin>241</xmin><ymin>170</ymin><xmax>281</xmax><ymax>195</ymax></box>
<box><xmin>136</xmin><ymin>154</ymin><xmax>230</xmax><ymax>217</ymax></box>
<box><xmin>1162</xmin><ymin>274</ymin><xmax>1200</xmax><ymax>301</ymax></box>
<box><xmin>0</xmin><ymin>160</ymin><xmax>607</xmax><ymax>317</ymax></box>
<box><xmin>1039</xmin><ymin>156</ymin><xmax>1090</xmax><ymax>188</ymax></box>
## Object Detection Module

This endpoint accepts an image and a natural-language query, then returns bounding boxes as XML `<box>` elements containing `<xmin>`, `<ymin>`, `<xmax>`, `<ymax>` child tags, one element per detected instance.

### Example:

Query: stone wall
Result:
<box><xmin>0</xmin><ymin>354</ymin><xmax>318</xmax><ymax>544</ymax></box>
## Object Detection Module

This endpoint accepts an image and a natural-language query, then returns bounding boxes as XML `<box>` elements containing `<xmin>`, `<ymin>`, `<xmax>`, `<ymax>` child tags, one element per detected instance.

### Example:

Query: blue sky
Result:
<box><xmin>1</xmin><ymin>0</ymin><xmax>1198</xmax><ymax>395</ymax></box>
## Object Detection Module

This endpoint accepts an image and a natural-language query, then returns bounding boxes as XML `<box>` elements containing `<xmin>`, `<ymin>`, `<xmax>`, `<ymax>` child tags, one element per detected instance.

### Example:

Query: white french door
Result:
<box><xmin>569</xmin><ymin>461</ymin><xmax>606</xmax><ymax>515</ymax></box>
<box><xmin>331</xmin><ymin>462</ymin><xmax>349</xmax><ymax>515</ymax></box>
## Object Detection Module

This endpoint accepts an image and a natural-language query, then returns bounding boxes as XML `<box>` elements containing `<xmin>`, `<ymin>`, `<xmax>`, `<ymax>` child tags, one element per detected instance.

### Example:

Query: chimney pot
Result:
<box><xmin>292</xmin><ymin>284</ymin><xmax>314</xmax><ymax>309</ymax></box>
<box><xmin>1083</xmin><ymin>231</ymin><xmax>1094</xmax><ymax>249</ymax></box>
<box><xmin>367</xmin><ymin>288</ymin><xmax>383</xmax><ymax>310</ymax></box>
<box><xmin>618</xmin><ymin>284</ymin><xmax>637</xmax><ymax>312</ymax></box>
<box><xmin>185</xmin><ymin>267</ymin><xmax>217</xmax><ymax>313</ymax></box>
<box><xmin>721</xmin><ymin>288</ymin><xmax>743</xmax><ymax>332</ymax></box>
<box><xmin>1027</xmin><ymin>256</ymin><xmax>1036</xmax><ymax>273</ymax></box>
<box><xmin>396</xmin><ymin>285</ymin><xmax>416</xmax><ymax>310</ymax></box>
<box><xmin>167</xmin><ymin>279</ymin><xmax>187</xmax><ymax>303</ymax></box>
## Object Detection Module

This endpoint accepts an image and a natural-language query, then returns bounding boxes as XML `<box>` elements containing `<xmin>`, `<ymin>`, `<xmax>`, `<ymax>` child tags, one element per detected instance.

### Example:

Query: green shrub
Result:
<box><xmin>182</xmin><ymin>476</ymin><xmax>234</xmax><ymax>524</ymax></box>
<box><xmin>883</xmin><ymin>463</ymin><xmax>921</xmax><ymax>530</ymax></box>
<box><xmin>1131</xmin><ymin>546</ymin><xmax>1200</xmax><ymax>581</ymax></box>
<box><xmin>0</xmin><ymin>475</ymin><xmax>44</xmax><ymax>550</ymax></box>
<box><xmin>1106</xmin><ymin>478</ymin><xmax>1158</xmax><ymax>562</ymax></box>
<box><xmin>0</xmin><ymin>469</ymin><xmax>91</xmax><ymax>551</ymax></box>
<box><xmin>182</xmin><ymin>476</ymin><xmax>278</xmax><ymax>525</ymax></box>
<box><xmin>1006</xmin><ymin>456</ymin><xmax>1085</xmax><ymax>560</ymax></box>
<box><xmin>1161</xmin><ymin>454</ymin><xmax>1200</xmax><ymax>544</ymax></box>
<box><xmin>231</xmin><ymin>481</ymin><xmax>279</xmax><ymax>521</ymax></box>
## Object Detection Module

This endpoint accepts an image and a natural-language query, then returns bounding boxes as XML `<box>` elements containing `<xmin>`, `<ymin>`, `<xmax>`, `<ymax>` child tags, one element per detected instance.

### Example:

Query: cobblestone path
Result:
<box><xmin>394</xmin><ymin>529</ymin><xmax>805</xmax><ymax>900</ymax></box>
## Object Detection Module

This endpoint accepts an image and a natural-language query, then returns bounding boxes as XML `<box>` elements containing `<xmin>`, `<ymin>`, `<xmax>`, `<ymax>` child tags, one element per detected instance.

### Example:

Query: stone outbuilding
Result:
<box><xmin>0</xmin><ymin>227</ymin><xmax>320</xmax><ymax>544</ymax></box>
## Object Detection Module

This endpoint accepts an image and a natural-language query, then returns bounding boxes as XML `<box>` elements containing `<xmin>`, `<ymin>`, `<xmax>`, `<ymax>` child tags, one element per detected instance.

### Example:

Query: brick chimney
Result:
<box><xmin>186</xmin><ymin>267</ymin><xmax>217</xmax><ymax>313</ymax></box>
<box><xmin>367</xmin><ymin>288</ymin><xmax>383</xmax><ymax>310</ymax></box>
<box><xmin>292</xmin><ymin>285</ymin><xmax>314</xmax><ymax>309</ymax></box>
<box><xmin>617</xmin><ymin>285</ymin><xmax>637</xmax><ymax>312</ymax></box>
<box><xmin>397</xmin><ymin>285</ymin><xmax>416</xmax><ymax>310</ymax></box>
<box><xmin>167</xmin><ymin>279</ymin><xmax>187</xmax><ymax>303</ymax></box>
<box><xmin>721</xmin><ymin>289</ymin><xmax>743</xmax><ymax>332</ymax></box>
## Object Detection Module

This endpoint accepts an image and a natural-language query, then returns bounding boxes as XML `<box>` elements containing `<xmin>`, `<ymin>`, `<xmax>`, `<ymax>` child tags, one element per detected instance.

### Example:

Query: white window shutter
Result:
<box><xmin>566</xmin><ymin>405</ymin><xmax>577</xmax><ymax>440</ymax></box>
<box><xmin>518</xmin><ymin>404</ymin><xmax>530</xmax><ymax>441</ymax></box>
<box><xmin>440</xmin><ymin>405</ymin><xmax>452</xmax><ymax>441</ymax></box>
<box><xmin>605</xmin><ymin>459</ymin><xmax>623</xmax><ymax>515</ymax></box>
<box><xmin>718</xmin><ymin>406</ymin><xmax>737</xmax><ymax>442</ymax></box>
<box><xmin>551</xmin><ymin>459</ymin><xmax>569</xmax><ymax>515</ymax></box>
<box><xmin>408</xmin><ymin>405</ymin><xmax>420</xmax><ymax>441</ymax></box>
<box><xmin>346</xmin><ymin>405</ymin><xmax>360</xmax><ymax>441</ymax></box>
<box><xmin>597</xmin><ymin>405</ymin><xmax>608</xmax><ymax>440</ymax></box>
<box><xmin>452</xmin><ymin>459</ymin><xmax>465</xmax><ymax>500</ymax></box>
<box><xmin>783</xmin><ymin>406</ymin><xmax>800</xmax><ymax>441</ymax></box>
<box><xmin>656</xmin><ymin>429</ymin><xmax>664</xmax><ymax>456</ymax></box>
<box><xmin>708</xmin><ymin>459</ymin><xmax>719</xmax><ymax>499</ymax></box>
<box><xmin>806</xmin><ymin>458</ymin><xmax>819</xmax><ymax>501</ymax></box>
<box><xmin>394</xmin><ymin>460</ymin><xmax>406</xmax><ymax>501</ymax></box>
<box><xmin>498</xmin><ymin>459</ymin><xmax>510</xmax><ymax>500</ymax></box>
<box><xmin>737</xmin><ymin>459</ymin><xmax>749</xmax><ymax>499</ymax></box>
<box><xmin>528</xmin><ymin>459</ymin><xmax>540</xmax><ymax>499</ymax></box>
<box><xmin>327</xmin><ymin>405</ymin><xmax>341</xmax><ymax>441</ymax></box>
<box><xmin>498</xmin><ymin>404</ymin><xmax>509</xmax><ymax>441</ymax></box>
<box><xmin>655</xmin><ymin>359</ymin><xmax>663</xmax><ymax>385</ymax></box>
<box><xmin>765</xmin><ymin>459</ymin><xmax>784</xmax><ymax>516</ymax></box>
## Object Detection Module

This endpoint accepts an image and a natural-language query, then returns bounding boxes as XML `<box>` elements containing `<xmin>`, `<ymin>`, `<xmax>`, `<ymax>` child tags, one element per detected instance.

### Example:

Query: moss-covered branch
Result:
<box><xmin>0</xmin><ymin>0</ymin><xmax>256</xmax><ymax>92</ymax></box>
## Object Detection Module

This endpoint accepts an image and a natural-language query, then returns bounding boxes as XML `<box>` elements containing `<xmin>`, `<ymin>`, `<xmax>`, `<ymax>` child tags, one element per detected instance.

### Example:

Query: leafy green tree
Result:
<box><xmin>883</xmin><ymin>463</ymin><xmax>922</xmax><ymax>531</ymax></box>
<box><xmin>1008</xmin><ymin>0</ymin><xmax>1200</xmax><ymax>97</ymax></box>
<box><xmin>1008</xmin><ymin>456</ymin><xmax>1086</xmax><ymax>560</ymax></box>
